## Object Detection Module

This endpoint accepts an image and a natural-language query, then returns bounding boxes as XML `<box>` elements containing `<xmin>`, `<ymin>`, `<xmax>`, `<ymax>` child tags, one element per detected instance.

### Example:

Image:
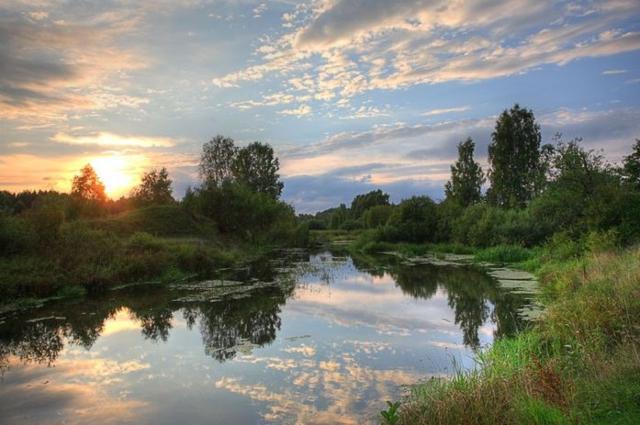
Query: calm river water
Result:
<box><xmin>0</xmin><ymin>250</ymin><xmax>534</xmax><ymax>425</ymax></box>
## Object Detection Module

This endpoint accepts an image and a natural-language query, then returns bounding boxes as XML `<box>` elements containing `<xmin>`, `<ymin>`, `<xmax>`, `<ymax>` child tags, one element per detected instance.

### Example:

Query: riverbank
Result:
<box><xmin>389</xmin><ymin>246</ymin><xmax>640</xmax><ymax>424</ymax></box>
<box><xmin>0</xmin><ymin>204</ymin><xmax>297</xmax><ymax>302</ymax></box>
<box><xmin>322</xmin><ymin>230</ymin><xmax>640</xmax><ymax>423</ymax></box>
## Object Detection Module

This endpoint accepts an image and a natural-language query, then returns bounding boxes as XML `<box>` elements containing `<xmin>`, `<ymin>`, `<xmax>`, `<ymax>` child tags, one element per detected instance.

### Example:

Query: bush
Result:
<box><xmin>383</xmin><ymin>196</ymin><xmax>438</xmax><ymax>243</ymax></box>
<box><xmin>363</xmin><ymin>205</ymin><xmax>394</xmax><ymax>228</ymax></box>
<box><xmin>90</xmin><ymin>204</ymin><xmax>214</xmax><ymax>237</ymax></box>
<box><xmin>189</xmin><ymin>182</ymin><xmax>298</xmax><ymax>243</ymax></box>
<box><xmin>474</xmin><ymin>244</ymin><xmax>535</xmax><ymax>263</ymax></box>
<box><xmin>0</xmin><ymin>215</ymin><xmax>36</xmax><ymax>256</ymax></box>
<box><xmin>340</xmin><ymin>219</ymin><xmax>364</xmax><ymax>231</ymax></box>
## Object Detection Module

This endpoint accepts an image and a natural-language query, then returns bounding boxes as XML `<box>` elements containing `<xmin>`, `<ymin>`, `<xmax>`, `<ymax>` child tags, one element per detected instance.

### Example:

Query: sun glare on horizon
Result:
<box><xmin>91</xmin><ymin>155</ymin><xmax>146</xmax><ymax>198</ymax></box>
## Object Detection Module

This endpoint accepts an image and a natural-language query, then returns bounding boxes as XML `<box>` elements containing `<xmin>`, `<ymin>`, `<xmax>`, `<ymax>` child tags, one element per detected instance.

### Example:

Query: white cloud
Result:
<box><xmin>279</xmin><ymin>104</ymin><xmax>312</xmax><ymax>116</ymax></box>
<box><xmin>212</xmin><ymin>0</ymin><xmax>640</xmax><ymax>109</ymax></box>
<box><xmin>602</xmin><ymin>69</ymin><xmax>627</xmax><ymax>75</ymax></box>
<box><xmin>52</xmin><ymin>132</ymin><xmax>176</xmax><ymax>148</ymax></box>
<box><xmin>422</xmin><ymin>106</ymin><xmax>470</xmax><ymax>116</ymax></box>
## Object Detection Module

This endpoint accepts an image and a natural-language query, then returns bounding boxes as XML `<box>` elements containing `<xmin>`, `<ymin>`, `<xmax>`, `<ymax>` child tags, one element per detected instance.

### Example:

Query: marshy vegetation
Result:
<box><xmin>0</xmin><ymin>136</ymin><xmax>307</xmax><ymax>300</ymax></box>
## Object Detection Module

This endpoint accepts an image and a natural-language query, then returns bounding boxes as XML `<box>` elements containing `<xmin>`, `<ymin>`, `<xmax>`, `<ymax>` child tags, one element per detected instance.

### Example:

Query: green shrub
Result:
<box><xmin>339</xmin><ymin>219</ymin><xmax>364</xmax><ymax>231</ymax></box>
<box><xmin>475</xmin><ymin>244</ymin><xmax>534</xmax><ymax>263</ymax></box>
<box><xmin>127</xmin><ymin>232</ymin><xmax>166</xmax><ymax>252</ymax></box>
<box><xmin>363</xmin><ymin>204</ymin><xmax>394</xmax><ymax>228</ymax></box>
<box><xmin>0</xmin><ymin>216</ymin><xmax>36</xmax><ymax>256</ymax></box>
<box><xmin>383</xmin><ymin>196</ymin><xmax>438</xmax><ymax>243</ymax></box>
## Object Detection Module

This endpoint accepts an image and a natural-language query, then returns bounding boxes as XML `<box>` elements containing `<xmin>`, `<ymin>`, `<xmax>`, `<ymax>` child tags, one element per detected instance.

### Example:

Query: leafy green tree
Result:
<box><xmin>530</xmin><ymin>139</ymin><xmax>615</xmax><ymax>236</ymax></box>
<box><xmin>131</xmin><ymin>168</ymin><xmax>174</xmax><ymax>205</ymax></box>
<box><xmin>199</xmin><ymin>135</ymin><xmax>238</xmax><ymax>188</ymax></box>
<box><xmin>384</xmin><ymin>196</ymin><xmax>438</xmax><ymax>243</ymax></box>
<box><xmin>487</xmin><ymin>104</ymin><xmax>542</xmax><ymax>208</ymax></box>
<box><xmin>233</xmin><ymin>142</ymin><xmax>284</xmax><ymax>199</ymax></box>
<box><xmin>363</xmin><ymin>204</ymin><xmax>393</xmax><ymax>228</ymax></box>
<box><xmin>445</xmin><ymin>138</ymin><xmax>484</xmax><ymax>207</ymax></box>
<box><xmin>621</xmin><ymin>139</ymin><xmax>640</xmax><ymax>190</ymax></box>
<box><xmin>71</xmin><ymin>164</ymin><xmax>107</xmax><ymax>202</ymax></box>
<box><xmin>329</xmin><ymin>204</ymin><xmax>349</xmax><ymax>229</ymax></box>
<box><xmin>350</xmin><ymin>190</ymin><xmax>390</xmax><ymax>218</ymax></box>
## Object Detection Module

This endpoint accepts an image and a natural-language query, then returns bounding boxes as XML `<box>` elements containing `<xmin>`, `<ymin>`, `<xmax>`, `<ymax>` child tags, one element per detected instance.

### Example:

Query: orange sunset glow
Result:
<box><xmin>90</xmin><ymin>155</ymin><xmax>150</xmax><ymax>198</ymax></box>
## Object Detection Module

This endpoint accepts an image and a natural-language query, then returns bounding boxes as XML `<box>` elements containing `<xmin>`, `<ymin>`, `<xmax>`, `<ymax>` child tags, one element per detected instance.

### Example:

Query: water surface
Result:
<box><xmin>0</xmin><ymin>251</ymin><xmax>533</xmax><ymax>424</ymax></box>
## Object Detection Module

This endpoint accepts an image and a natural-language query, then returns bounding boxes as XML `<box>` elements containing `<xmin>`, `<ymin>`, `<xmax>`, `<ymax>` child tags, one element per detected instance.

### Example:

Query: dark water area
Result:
<box><xmin>0</xmin><ymin>250</ymin><xmax>534</xmax><ymax>424</ymax></box>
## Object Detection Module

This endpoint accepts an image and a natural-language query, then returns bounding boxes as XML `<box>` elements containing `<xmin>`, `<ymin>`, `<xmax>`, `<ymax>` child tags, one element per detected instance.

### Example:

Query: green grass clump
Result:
<box><xmin>474</xmin><ymin>244</ymin><xmax>535</xmax><ymax>264</ymax></box>
<box><xmin>398</xmin><ymin>246</ymin><xmax>640</xmax><ymax>425</ymax></box>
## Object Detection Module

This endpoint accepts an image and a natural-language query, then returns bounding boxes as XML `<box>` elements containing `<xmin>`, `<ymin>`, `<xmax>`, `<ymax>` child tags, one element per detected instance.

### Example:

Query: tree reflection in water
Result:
<box><xmin>0</xmin><ymin>250</ymin><xmax>530</xmax><ymax>369</ymax></box>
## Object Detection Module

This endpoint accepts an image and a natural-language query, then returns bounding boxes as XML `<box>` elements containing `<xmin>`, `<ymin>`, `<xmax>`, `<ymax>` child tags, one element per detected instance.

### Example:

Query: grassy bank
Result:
<box><xmin>394</xmin><ymin>246</ymin><xmax>640</xmax><ymax>425</ymax></box>
<box><xmin>0</xmin><ymin>204</ymin><xmax>285</xmax><ymax>301</ymax></box>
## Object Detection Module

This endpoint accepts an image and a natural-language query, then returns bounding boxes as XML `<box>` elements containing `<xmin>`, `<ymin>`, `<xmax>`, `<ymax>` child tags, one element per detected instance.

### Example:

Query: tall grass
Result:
<box><xmin>474</xmin><ymin>244</ymin><xmax>536</xmax><ymax>264</ymax></box>
<box><xmin>398</xmin><ymin>247</ymin><xmax>640</xmax><ymax>425</ymax></box>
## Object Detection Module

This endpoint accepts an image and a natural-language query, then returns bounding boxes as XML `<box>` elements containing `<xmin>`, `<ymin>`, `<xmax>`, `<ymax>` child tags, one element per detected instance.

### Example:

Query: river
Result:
<box><xmin>0</xmin><ymin>250</ymin><xmax>537</xmax><ymax>424</ymax></box>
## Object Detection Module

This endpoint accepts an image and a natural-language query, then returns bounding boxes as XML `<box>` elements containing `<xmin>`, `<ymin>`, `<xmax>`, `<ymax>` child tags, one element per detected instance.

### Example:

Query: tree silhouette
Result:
<box><xmin>131</xmin><ymin>168</ymin><xmax>174</xmax><ymax>205</ymax></box>
<box><xmin>71</xmin><ymin>164</ymin><xmax>107</xmax><ymax>202</ymax></box>
<box><xmin>233</xmin><ymin>142</ymin><xmax>284</xmax><ymax>199</ymax></box>
<box><xmin>199</xmin><ymin>135</ymin><xmax>238</xmax><ymax>188</ymax></box>
<box><xmin>445</xmin><ymin>138</ymin><xmax>484</xmax><ymax>207</ymax></box>
<box><xmin>622</xmin><ymin>139</ymin><xmax>640</xmax><ymax>190</ymax></box>
<box><xmin>487</xmin><ymin>104</ymin><xmax>542</xmax><ymax>208</ymax></box>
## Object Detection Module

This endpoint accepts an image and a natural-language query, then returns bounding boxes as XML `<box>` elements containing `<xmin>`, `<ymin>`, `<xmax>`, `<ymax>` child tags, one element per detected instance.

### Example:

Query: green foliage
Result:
<box><xmin>362</xmin><ymin>204</ymin><xmax>394</xmax><ymax>228</ymax></box>
<box><xmin>25</xmin><ymin>198</ymin><xmax>65</xmax><ymax>247</ymax></box>
<box><xmin>474</xmin><ymin>245</ymin><xmax>534</xmax><ymax>264</ymax></box>
<box><xmin>515</xmin><ymin>397</ymin><xmax>570</xmax><ymax>425</ymax></box>
<box><xmin>199</xmin><ymin>136</ymin><xmax>283</xmax><ymax>199</ymax></box>
<box><xmin>339</xmin><ymin>218</ymin><xmax>363</xmax><ymax>231</ymax></box>
<box><xmin>451</xmin><ymin>203</ymin><xmax>543</xmax><ymax>248</ymax></box>
<box><xmin>199</xmin><ymin>135</ymin><xmax>237</xmax><ymax>187</ymax></box>
<box><xmin>380</xmin><ymin>401</ymin><xmax>401</xmax><ymax>425</ymax></box>
<box><xmin>90</xmin><ymin>204</ymin><xmax>213</xmax><ymax>237</ymax></box>
<box><xmin>0</xmin><ymin>215</ymin><xmax>36</xmax><ymax>256</ymax></box>
<box><xmin>487</xmin><ymin>104</ymin><xmax>543</xmax><ymax>208</ymax></box>
<box><xmin>233</xmin><ymin>141</ymin><xmax>284</xmax><ymax>198</ymax></box>
<box><xmin>445</xmin><ymin>138</ymin><xmax>484</xmax><ymax>207</ymax></box>
<box><xmin>398</xmin><ymin>248</ymin><xmax>640</xmax><ymax>425</ymax></box>
<box><xmin>188</xmin><ymin>182</ymin><xmax>297</xmax><ymax>243</ymax></box>
<box><xmin>350</xmin><ymin>189</ymin><xmax>390</xmax><ymax>218</ymax></box>
<box><xmin>383</xmin><ymin>196</ymin><xmax>438</xmax><ymax>243</ymax></box>
<box><xmin>621</xmin><ymin>138</ymin><xmax>640</xmax><ymax>190</ymax></box>
<box><xmin>131</xmin><ymin>167</ymin><xmax>174</xmax><ymax>205</ymax></box>
<box><xmin>329</xmin><ymin>204</ymin><xmax>349</xmax><ymax>229</ymax></box>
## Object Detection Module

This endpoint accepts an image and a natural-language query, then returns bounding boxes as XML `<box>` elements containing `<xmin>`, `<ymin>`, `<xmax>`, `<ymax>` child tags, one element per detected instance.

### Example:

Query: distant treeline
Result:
<box><xmin>302</xmin><ymin>104</ymin><xmax>640</xmax><ymax>251</ymax></box>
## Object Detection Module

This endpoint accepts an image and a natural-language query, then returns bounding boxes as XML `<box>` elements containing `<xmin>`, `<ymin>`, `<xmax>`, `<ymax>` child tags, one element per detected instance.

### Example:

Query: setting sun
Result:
<box><xmin>90</xmin><ymin>155</ymin><xmax>148</xmax><ymax>198</ymax></box>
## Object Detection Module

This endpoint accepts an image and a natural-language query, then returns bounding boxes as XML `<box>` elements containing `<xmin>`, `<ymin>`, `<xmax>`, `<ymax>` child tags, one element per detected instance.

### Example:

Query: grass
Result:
<box><xmin>396</xmin><ymin>246</ymin><xmax>640</xmax><ymax>425</ymax></box>
<box><xmin>474</xmin><ymin>244</ymin><xmax>537</xmax><ymax>264</ymax></box>
<box><xmin>0</xmin><ymin>224</ymin><xmax>269</xmax><ymax>301</ymax></box>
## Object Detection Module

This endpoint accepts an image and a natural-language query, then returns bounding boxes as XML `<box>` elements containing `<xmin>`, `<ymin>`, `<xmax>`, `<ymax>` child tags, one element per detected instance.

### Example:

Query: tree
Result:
<box><xmin>621</xmin><ymin>139</ymin><xmax>640</xmax><ymax>190</ymax></box>
<box><xmin>487</xmin><ymin>104</ymin><xmax>542</xmax><ymax>208</ymax></box>
<box><xmin>530</xmin><ymin>139</ymin><xmax>615</xmax><ymax>235</ymax></box>
<box><xmin>199</xmin><ymin>135</ymin><xmax>238</xmax><ymax>188</ymax></box>
<box><xmin>131</xmin><ymin>168</ymin><xmax>174</xmax><ymax>205</ymax></box>
<box><xmin>350</xmin><ymin>190</ymin><xmax>390</xmax><ymax>218</ymax></box>
<box><xmin>385</xmin><ymin>196</ymin><xmax>438</xmax><ymax>243</ymax></box>
<box><xmin>445</xmin><ymin>138</ymin><xmax>484</xmax><ymax>207</ymax></box>
<box><xmin>329</xmin><ymin>204</ymin><xmax>349</xmax><ymax>229</ymax></box>
<box><xmin>233</xmin><ymin>142</ymin><xmax>284</xmax><ymax>198</ymax></box>
<box><xmin>71</xmin><ymin>164</ymin><xmax>107</xmax><ymax>202</ymax></box>
<box><xmin>363</xmin><ymin>204</ymin><xmax>393</xmax><ymax>228</ymax></box>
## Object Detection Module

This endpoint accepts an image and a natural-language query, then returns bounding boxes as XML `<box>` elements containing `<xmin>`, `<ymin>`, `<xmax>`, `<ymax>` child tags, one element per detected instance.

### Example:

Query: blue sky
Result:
<box><xmin>1</xmin><ymin>0</ymin><xmax>639</xmax><ymax>212</ymax></box>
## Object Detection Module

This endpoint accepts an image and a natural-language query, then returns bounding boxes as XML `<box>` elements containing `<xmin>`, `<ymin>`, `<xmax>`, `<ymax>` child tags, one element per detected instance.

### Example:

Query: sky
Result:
<box><xmin>1</xmin><ymin>0</ymin><xmax>639</xmax><ymax>213</ymax></box>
